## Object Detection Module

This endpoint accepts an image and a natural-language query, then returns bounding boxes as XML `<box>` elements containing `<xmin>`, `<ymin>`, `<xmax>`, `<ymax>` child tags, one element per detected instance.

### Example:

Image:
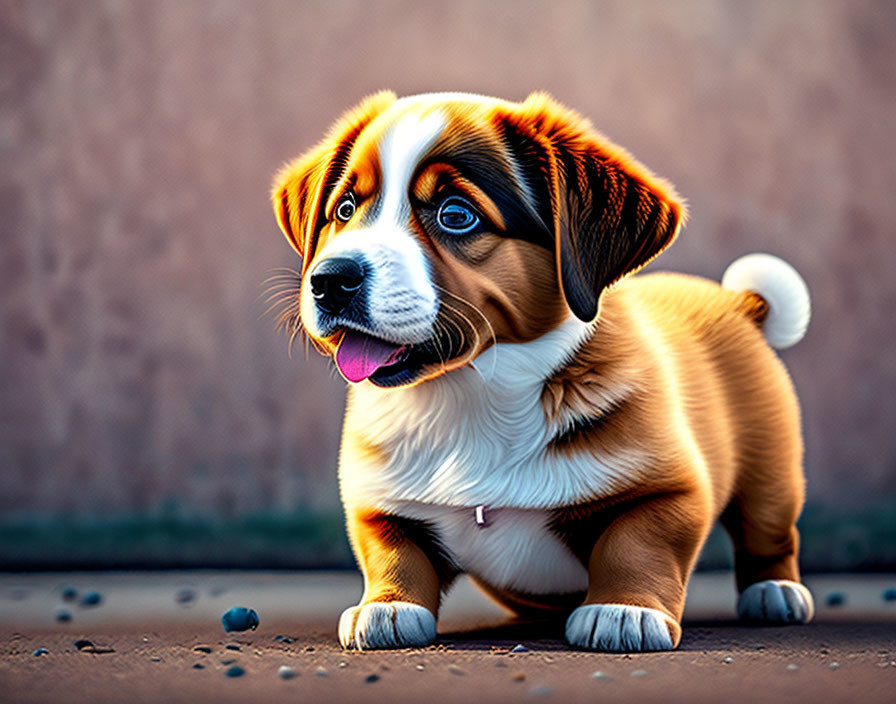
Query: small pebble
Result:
<box><xmin>76</xmin><ymin>642</ymin><xmax>114</xmax><ymax>655</ymax></box>
<box><xmin>80</xmin><ymin>592</ymin><xmax>102</xmax><ymax>607</ymax></box>
<box><xmin>150</xmin><ymin>656</ymin><xmax>162</xmax><ymax>662</ymax></box>
<box><xmin>273</xmin><ymin>635</ymin><xmax>296</xmax><ymax>644</ymax></box>
<box><xmin>32</xmin><ymin>648</ymin><xmax>50</xmax><ymax>657</ymax></box>
<box><xmin>786</xmin><ymin>663</ymin><xmax>799</xmax><ymax>671</ymax></box>
<box><xmin>55</xmin><ymin>609</ymin><xmax>72</xmax><ymax>623</ymax></box>
<box><xmin>193</xmin><ymin>663</ymin><xmax>204</xmax><ymax>670</ymax></box>
<box><xmin>415</xmin><ymin>664</ymin><xmax>425</xmax><ymax>671</ymax></box>
<box><xmin>511</xmin><ymin>644</ymin><xmax>529</xmax><ymax>653</ymax></box>
<box><xmin>193</xmin><ymin>645</ymin><xmax>212</xmax><ymax>654</ymax></box>
<box><xmin>883</xmin><ymin>588</ymin><xmax>896</xmax><ymax>602</ymax></box>
<box><xmin>225</xmin><ymin>665</ymin><xmax>245</xmax><ymax>678</ymax></box>
<box><xmin>315</xmin><ymin>666</ymin><xmax>329</xmax><ymax>677</ymax></box>
<box><xmin>511</xmin><ymin>671</ymin><xmax>526</xmax><ymax>681</ymax></box>
<box><xmin>222</xmin><ymin>606</ymin><xmax>259</xmax><ymax>633</ymax></box>
<box><xmin>60</xmin><ymin>587</ymin><xmax>78</xmax><ymax>602</ymax></box>
<box><xmin>220</xmin><ymin>659</ymin><xmax>236</xmax><ymax>665</ymax></box>
<box><xmin>825</xmin><ymin>592</ymin><xmax>845</xmax><ymax>607</ymax></box>
<box><xmin>278</xmin><ymin>665</ymin><xmax>297</xmax><ymax>679</ymax></box>
<box><xmin>530</xmin><ymin>684</ymin><xmax>552</xmax><ymax>696</ymax></box>
<box><xmin>365</xmin><ymin>673</ymin><xmax>380</xmax><ymax>683</ymax></box>
<box><xmin>722</xmin><ymin>656</ymin><xmax>734</xmax><ymax>664</ymax></box>
<box><xmin>339</xmin><ymin>661</ymin><xmax>348</xmax><ymax>668</ymax></box>
<box><xmin>591</xmin><ymin>670</ymin><xmax>608</xmax><ymax>680</ymax></box>
<box><xmin>175</xmin><ymin>588</ymin><xmax>196</xmax><ymax>604</ymax></box>
<box><xmin>448</xmin><ymin>664</ymin><xmax>465</xmax><ymax>676</ymax></box>
<box><xmin>830</xmin><ymin>662</ymin><xmax>840</xmax><ymax>670</ymax></box>
<box><xmin>225</xmin><ymin>644</ymin><xmax>242</xmax><ymax>651</ymax></box>
<box><xmin>631</xmin><ymin>669</ymin><xmax>647</xmax><ymax>677</ymax></box>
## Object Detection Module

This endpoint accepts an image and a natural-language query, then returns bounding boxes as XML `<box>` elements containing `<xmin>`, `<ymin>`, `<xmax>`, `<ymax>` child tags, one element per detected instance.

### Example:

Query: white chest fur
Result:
<box><xmin>340</xmin><ymin>317</ymin><xmax>646</xmax><ymax>510</ymax></box>
<box><xmin>384</xmin><ymin>501</ymin><xmax>588</xmax><ymax>595</ymax></box>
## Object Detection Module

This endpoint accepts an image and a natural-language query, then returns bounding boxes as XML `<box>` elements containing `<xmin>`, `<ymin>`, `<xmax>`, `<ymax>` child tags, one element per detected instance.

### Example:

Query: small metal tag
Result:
<box><xmin>474</xmin><ymin>505</ymin><xmax>487</xmax><ymax>527</ymax></box>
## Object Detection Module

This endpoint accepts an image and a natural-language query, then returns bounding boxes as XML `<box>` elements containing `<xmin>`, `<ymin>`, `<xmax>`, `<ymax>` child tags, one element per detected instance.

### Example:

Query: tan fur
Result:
<box><xmin>344</xmin><ymin>509</ymin><xmax>443</xmax><ymax>617</ymax></box>
<box><xmin>542</xmin><ymin>275</ymin><xmax>802</xmax><ymax>643</ymax></box>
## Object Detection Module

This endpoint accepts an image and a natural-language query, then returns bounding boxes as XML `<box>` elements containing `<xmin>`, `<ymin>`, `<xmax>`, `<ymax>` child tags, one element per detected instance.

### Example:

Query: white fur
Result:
<box><xmin>339</xmin><ymin>601</ymin><xmax>436</xmax><ymax>650</ymax></box>
<box><xmin>737</xmin><ymin>579</ymin><xmax>815</xmax><ymax>624</ymax></box>
<box><xmin>722</xmin><ymin>253</ymin><xmax>811</xmax><ymax>349</ymax></box>
<box><xmin>383</xmin><ymin>502</ymin><xmax>588</xmax><ymax>595</ymax></box>
<box><xmin>565</xmin><ymin>604</ymin><xmax>674</xmax><ymax>652</ymax></box>
<box><xmin>340</xmin><ymin>316</ymin><xmax>647</xmax><ymax>511</ymax></box>
<box><xmin>302</xmin><ymin>110</ymin><xmax>445</xmax><ymax>344</ymax></box>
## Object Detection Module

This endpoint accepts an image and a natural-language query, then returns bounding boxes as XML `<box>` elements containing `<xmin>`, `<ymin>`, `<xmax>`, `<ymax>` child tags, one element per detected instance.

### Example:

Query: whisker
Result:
<box><xmin>432</xmin><ymin>284</ymin><xmax>497</xmax><ymax>363</ymax></box>
<box><xmin>263</xmin><ymin>265</ymin><xmax>302</xmax><ymax>278</ymax></box>
<box><xmin>434</xmin><ymin>298</ymin><xmax>473</xmax><ymax>360</ymax></box>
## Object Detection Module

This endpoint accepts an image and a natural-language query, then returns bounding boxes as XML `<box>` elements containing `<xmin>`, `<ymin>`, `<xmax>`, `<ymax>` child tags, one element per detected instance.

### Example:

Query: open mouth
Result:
<box><xmin>334</xmin><ymin>330</ymin><xmax>426</xmax><ymax>388</ymax></box>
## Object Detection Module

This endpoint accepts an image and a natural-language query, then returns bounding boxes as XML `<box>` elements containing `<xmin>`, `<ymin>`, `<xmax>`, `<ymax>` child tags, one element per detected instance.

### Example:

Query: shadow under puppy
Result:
<box><xmin>271</xmin><ymin>92</ymin><xmax>814</xmax><ymax>652</ymax></box>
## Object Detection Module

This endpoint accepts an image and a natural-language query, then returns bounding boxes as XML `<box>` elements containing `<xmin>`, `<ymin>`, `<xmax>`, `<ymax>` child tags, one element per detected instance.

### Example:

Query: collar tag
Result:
<box><xmin>474</xmin><ymin>505</ymin><xmax>487</xmax><ymax>527</ymax></box>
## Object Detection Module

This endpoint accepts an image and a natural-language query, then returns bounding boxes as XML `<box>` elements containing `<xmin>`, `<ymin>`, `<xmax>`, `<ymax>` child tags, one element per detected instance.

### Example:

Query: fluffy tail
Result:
<box><xmin>722</xmin><ymin>253</ymin><xmax>811</xmax><ymax>349</ymax></box>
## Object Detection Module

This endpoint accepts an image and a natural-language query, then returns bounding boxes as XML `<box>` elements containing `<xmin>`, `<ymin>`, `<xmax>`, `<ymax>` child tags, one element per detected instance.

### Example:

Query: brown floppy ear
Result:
<box><xmin>271</xmin><ymin>90</ymin><xmax>397</xmax><ymax>262</ymax></box>
<box><xmin>509</xmin><ymin>93</ymin><xmax>686</xmax><ymax>321</ymax></box>
<box><xmin>272</xmin><ymin>144</ymin><xmax>328</xmax><ymax>258</ymax></box>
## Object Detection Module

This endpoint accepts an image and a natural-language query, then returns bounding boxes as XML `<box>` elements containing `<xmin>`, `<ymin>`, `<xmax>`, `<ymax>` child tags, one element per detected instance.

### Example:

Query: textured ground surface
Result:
<box><xmin>1</xmin><ymin>572</ymin><xmax>895</xmax><ymax>703</ymax></box>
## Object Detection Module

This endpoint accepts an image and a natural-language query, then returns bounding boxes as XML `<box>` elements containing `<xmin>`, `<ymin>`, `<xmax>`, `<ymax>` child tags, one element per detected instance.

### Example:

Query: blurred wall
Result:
<box><xmin>1</xmin><ymin>0</ymin><xmax>894</xmax><ymax>526</ymax></box>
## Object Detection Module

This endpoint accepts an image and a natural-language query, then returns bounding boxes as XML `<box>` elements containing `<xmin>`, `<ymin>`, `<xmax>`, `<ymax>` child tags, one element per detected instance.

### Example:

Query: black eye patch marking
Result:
<box><xmin>416</xmin><ymin>137</ymin><xmax>554</xmax><ymax>250</ymax></box>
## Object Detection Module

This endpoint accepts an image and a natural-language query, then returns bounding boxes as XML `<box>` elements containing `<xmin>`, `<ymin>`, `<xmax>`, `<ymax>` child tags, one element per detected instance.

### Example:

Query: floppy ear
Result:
<box><xmin>272</xmin><ymin>143</ymin><xmax>329</xmax><ymax>258</ymax></box>
<box><xmin>508</xmin><ymin>93</ymin><xmax>686</xmax><ymax>321</ymax></box>
<box><xmin>271</xmin><ymin>91</ymin><xmax>397</xmax><ymax>262</ymax></box>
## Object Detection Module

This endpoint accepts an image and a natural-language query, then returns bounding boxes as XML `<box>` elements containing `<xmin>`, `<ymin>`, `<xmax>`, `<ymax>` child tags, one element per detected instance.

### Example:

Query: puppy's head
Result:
<box><xmin>272</xmin><ymin>92</ymin><xmax>685</xmax><ymax>388</ymax></box>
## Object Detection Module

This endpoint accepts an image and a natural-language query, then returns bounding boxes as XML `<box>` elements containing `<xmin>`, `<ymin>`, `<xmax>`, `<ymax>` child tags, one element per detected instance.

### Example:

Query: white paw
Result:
<box><xmin>565</xmin><ymin>604</ymin><xmax>675</xmax><ymax>652</ymax></box>
<box><xmin>338</xmin><ymin>601</ymin><xmax>437</xmax><ymax>650</ymax></box>
<box><xmin>737</xmin><ymin>579</ymin><xmax>814</xmax><ymax>624</ymax></box>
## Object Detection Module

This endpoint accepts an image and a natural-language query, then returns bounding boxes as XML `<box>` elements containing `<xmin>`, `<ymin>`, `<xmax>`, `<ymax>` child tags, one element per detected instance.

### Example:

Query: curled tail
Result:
<box><xmin>722</xmin><ymin>253</ymin><xmax>811</xmax><ymax>349</ymax></box>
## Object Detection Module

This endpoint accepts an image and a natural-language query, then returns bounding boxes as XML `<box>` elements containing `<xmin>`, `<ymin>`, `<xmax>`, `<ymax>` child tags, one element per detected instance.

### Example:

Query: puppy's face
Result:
<box><xmin>272</xmin><ymin>92</ymin><xmax>684</xmax><ymax>388</ymax></box>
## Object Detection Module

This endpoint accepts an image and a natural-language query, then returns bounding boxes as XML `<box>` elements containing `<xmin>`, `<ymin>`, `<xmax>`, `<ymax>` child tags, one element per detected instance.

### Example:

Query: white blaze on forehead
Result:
<box><xmin>376</xmin><ymin>109</ymin><xmax>446</xmax><ymax>226</ymax></box>
<box><xmin>304</xmin><ymin>109</ymin><xmax>444</xmax><ymax>345</ymax></box>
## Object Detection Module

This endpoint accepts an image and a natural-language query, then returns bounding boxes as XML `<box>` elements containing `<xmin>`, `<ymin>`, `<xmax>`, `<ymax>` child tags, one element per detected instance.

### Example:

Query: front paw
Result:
<box><xmin>565</xmin><ymin>604</ymin><xmax>677</xmax><ymax>652</ymax></box>
<box><xmin>338</xmin><ymin>601</ymin><xmax>437</xmax><ymax>650</ymax></box>
<box><xmin>737</xmin><ymin>579</ymin><xmax>814</xmax><ymax>624</ymax></box>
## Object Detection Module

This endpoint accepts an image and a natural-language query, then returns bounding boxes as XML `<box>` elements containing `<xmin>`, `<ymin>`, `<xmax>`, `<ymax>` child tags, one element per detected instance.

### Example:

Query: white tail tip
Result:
<box><xmin>722</xmin><ymin>253</ymin><xmax>811</xmax><ymax>349</ymax></box>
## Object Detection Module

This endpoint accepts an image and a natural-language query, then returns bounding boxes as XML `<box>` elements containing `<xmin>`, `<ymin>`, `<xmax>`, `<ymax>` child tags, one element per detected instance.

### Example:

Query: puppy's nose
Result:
<box><xmin>309</xmin><ymin>256</ymin><xmax>365</xmax><ymax>315</ymax></box>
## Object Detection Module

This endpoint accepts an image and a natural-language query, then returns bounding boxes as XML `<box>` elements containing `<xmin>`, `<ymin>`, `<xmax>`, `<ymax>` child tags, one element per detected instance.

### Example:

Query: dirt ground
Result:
<box><xmin>1</xmin><ymin>572</ymin><xmax>894</xmax><ymax>704</ymax></box>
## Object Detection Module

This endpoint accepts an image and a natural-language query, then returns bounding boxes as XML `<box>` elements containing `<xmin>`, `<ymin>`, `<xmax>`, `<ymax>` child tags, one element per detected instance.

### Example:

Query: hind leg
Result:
<box><xmin>721</xmin><ymin>457</ymin><xmax>814</xmax><ymax>624</ymax></box>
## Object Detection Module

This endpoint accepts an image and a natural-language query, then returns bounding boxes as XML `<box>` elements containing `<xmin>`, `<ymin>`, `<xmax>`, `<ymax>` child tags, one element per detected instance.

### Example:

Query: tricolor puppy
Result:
<box><xmin>271</xmin><ymin>92</ymin><xmax>814</xmax><ymax>652</ymax></box>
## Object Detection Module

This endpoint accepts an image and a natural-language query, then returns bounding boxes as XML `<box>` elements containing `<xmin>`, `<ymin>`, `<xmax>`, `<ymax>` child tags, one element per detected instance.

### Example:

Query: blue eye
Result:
<box><xmin>437</xmin><ymin>197</ymin><xmax>479</xmax><ymax>234</ymax></box>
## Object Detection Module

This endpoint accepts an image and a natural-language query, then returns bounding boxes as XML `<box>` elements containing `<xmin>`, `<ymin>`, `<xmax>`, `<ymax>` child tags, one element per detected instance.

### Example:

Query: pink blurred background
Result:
<box><xmin>1</xmin><ymin>1</ymin><xmax>894</xmax><ymax>565</ymax></box>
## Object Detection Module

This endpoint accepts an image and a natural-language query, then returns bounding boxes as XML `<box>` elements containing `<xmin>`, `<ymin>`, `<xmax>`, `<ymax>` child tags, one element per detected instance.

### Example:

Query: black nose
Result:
<box><xmin>309</xmin><ymin>257</ymin><xmax>365</xmax><ymax>315</ymax></box>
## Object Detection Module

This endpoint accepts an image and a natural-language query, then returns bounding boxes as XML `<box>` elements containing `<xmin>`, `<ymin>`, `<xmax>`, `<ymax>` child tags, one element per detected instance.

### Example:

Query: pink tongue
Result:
<box><xmin>335</xmin><ymin>331</ymin><xmax>405</xmax><ymax>383</ymax></box>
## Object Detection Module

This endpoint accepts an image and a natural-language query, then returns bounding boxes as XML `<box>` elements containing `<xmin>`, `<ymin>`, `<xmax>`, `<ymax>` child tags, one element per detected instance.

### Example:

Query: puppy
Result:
<box><xmin>271</xmin><ymin>92</ymin><xmax>814</xmax><ymax>652</ymax></box>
